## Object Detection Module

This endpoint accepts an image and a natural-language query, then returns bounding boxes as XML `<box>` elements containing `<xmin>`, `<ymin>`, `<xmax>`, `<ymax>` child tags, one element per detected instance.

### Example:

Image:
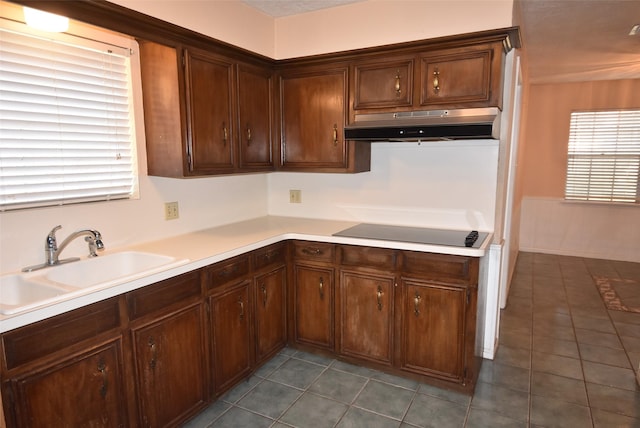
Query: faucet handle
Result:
<box><xmin>46</xmin><ymin>225</ymin><xmax>62</xmax><ymax>250</ymax></box>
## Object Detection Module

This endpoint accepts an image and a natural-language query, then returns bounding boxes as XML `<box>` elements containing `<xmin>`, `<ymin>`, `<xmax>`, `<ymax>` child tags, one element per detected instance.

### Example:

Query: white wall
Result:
<box><xmin>0</xmin><ymin>173</ymin><xmax>269</xmax><ymax>274</ymax></box>
<box><xmin>108</xmin><ymin>0</ymin><xmax>276</xmax><ymax>57</ymax></box>
<box><xmin>520</xmin><ymin>197</ymin><xmax>640</xmax><ymax>263</ymax></box>
<box><xmin>274</xmin><ymin>0</ymin><xmax>514</xmax><ymax>58</ymax></box>
<box><xmin>268</xmin><ymin>141</ymin><xmax>500</xmax><ymax>231</ymax></box>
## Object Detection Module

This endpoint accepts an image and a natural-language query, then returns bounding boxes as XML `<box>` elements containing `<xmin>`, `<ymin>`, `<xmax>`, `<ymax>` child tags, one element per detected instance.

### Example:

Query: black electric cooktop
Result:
<box><xmin>333</xmin><ymin>223</ymin><xmax>488</xmax><ymax>249</ymax></box>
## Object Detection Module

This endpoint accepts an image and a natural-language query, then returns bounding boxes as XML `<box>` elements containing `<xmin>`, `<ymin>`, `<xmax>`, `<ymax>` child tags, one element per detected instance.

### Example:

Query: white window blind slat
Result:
<box><xmin>565</xmin><ymin>110</ymin><xmax>640</xmax><ymax>203</ymax></box>
<box><xmin>0</xmin><ymin>23</ymin><xmax>137</xmax><ymax>210</ymax></box>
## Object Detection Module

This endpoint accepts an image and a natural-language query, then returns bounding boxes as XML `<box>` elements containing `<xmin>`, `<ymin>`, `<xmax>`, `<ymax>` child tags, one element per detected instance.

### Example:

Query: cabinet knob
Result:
<box><xmin>414</xmin><ymin>293</ymin><xmax>422</xmax><ymax>316</ymax></box>
<box><xmin>332</xmin><ymin>124</ymin><xmax>339</xmax><ymax>146</ymax></box>
<box><xmin>97</xmin><ymin>358</ymin><xmax>108</xmax><ymax>398</ymax></box>
<box><xmin>246</xmin><ymin>126</ymin><xmax>252</xmax><ymax>145</ymax></box>
<box><xmin>238</xmin><ymin>298</ymin><xmax>245</xmax><ymax>320</ymax></box>
<box><xmin>302</xmin><ymin>247</ymin><xmax>322</xmax><ymax>256</ymax></box>
<box><xmin>319</xmin><ymin>276</ymin><xmax>324</xmax><ymax>299</ymax></box>
<box><xmin>433</xmin><ymin>68</ymin><xmax>440</xmax><ymax>94</ymax></box>
<box><xmin>222</xmin><ymin>123</ymin><xmax>228</xmax><ymax>145</ymax></box>
<box><xmin>148</xmin><ymin>336</ymin><xmax>157</xmax><ymax>370</ymax></box>
<box><xmin>261</xmin><ymin>283</ymin><xmax>267</xmax><ymax>307</ymax></box>
<box><xmin>377</xmin><ymin>285</ymin><xmax>384</xmax><ymax>311</ymax></box>
<box><xmin>395</xmin><ymin>70</ymin><xmax>401</xmax><ymax>96</ymax></box>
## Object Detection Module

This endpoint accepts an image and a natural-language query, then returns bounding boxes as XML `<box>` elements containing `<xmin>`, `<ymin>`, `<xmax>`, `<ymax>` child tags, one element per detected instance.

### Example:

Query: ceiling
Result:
<box><xmin>517</xmin><ymin>0</ymin><xmax>640</xmax><ymax>83</ymax></box>
<box><xmin>242</xmin><ymin>0</ymin><xmax>640</xmax><ymax>84</ymax></box>
<box><xmin>243</xmin><ymin>0</ymin><xmax>362</xmax><ymax>17</ymax></box>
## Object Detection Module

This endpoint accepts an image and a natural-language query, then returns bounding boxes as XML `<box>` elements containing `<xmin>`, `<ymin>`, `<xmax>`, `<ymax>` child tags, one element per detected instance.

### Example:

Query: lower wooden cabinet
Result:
<box><xmin>292</xmin><ymin>264</ymin><xmax>335</xmax><ymax>351</ymax></box>
<box><xmin>0</xmin><ymin>239</ymin><xmax>481</xmax><ymax>426</ymax></box>
<box><xmin>289</xmin><ymin>240</ymin><xmax>480</xmax><ymax>392</ymax></box>
<box><xmin>124</xmin><ymin>270</ymin><xmax>209</xmax><ymax>427</ymax></box>
<box><xmin>131</xmin><ymin>303</ymin><xmax>208</xmax><ymax>427</ymax></box>
<box><xmin>399</xmin><ymin>279</ymin><xmax>468</xmax><ymax>382</ymax></box>
<box><xmin>6</xmin><ymin>340</ymin><xmax>126</xmax><ymax>428</ymax></box>
<box><xmin>209</xmin><ymin>280</ymin><xmax>253</xmax><ymax>395</ymax></box>
<box><xmin>338</xmin><ymin>269</ymin><xmax>394</xmax><ymax>365</ymax></box>
<box><xmin>254</xmin><ymin>266</ymin><xmax>287</xmax><ymax>364</ymax></box>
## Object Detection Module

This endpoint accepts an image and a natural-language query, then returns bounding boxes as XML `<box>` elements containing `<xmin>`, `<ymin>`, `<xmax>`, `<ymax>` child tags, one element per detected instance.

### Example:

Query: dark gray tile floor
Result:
<box><xmin>185</xmin><ymin>252</ymin><xmax>640</xmax><ymax>427</ymax></box>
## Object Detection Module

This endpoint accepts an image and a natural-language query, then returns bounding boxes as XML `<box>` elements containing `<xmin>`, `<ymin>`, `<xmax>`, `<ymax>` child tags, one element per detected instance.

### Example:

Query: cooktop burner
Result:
<box><xmin>332</xmin><ymin>223</ymin><xmax>488</xmax><ymax>249</ymax></box>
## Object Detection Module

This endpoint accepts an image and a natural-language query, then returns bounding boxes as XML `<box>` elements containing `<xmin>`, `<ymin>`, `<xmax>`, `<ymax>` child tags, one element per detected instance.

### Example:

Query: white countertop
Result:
<box><xmin>0</xmin><ymin>216</ymin><xmax>491</xmax><ymax>333</ymax></box>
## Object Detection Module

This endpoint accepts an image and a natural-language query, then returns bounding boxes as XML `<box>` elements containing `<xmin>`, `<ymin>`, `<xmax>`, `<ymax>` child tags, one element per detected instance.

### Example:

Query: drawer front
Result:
<box><xmin>127</xmin><ymin>270</ymin><xmax>202</xmax><ymax>320</ymax></box>
<box><xmin>353</xmin><ymin>58</ymin><xmax>414</xmax><ymax>110</ymax></box>
<box><xmin>400</xmin><ymin>251</ymin><xmax>478</xmax><ymax>285</ymax></box>
<box><xmin>253</xmin><ymin>243</ymin><xmax>286</xmax><ymax>271</ymax></box>
<box><xmin>2</xmin><ymin>297</ymin><xmax>121</xmax><ymax>370</ymax></box>
<box><xmin>339</xmin><ymin>245</ymin><xmax>396</xmax><ymax>270</ymax></box>
<box><xmin>293</xmin><ymin>241</ymin><xmax>334</xmax><ymax>263</ymax></box>
<box><xmin>208</xmin><ymin>255</ymin><xmax>250</xmax><ymax>288</ymax></box>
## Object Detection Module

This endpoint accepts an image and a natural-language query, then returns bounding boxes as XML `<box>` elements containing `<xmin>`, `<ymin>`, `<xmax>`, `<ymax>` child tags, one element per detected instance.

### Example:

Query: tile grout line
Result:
<box><xmin>558</xmin><ymin>257</ymin><xmax>595</xmax><ymax>428</ymax></box>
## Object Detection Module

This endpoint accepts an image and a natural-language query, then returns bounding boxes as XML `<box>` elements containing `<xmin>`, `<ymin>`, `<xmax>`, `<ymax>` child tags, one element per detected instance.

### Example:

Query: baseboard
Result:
<box><xmin>518</xmin><ymin>246</ymin><xmax>640</xmax><ymax>263</ymax></box>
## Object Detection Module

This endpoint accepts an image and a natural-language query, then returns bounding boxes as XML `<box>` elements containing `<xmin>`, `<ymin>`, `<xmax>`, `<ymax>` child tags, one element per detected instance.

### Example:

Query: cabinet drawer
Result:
<box><xmin>208</xmin><ymin>255</ymin><xmax>250</xmax><ymax>287</ymax></box>
<box><xmin>339</xmin><ymin>245</ymin><xmax>396</xmax><ymax>270</ymax></box>
<box><xmin>400</xmin><ymin>251</ymin><xmax>478</xmax><ymax>285</ymax></box>
<box><xmin>2</xmin><ymin>297</ymin><xmax>121</xmax><ymax>370</ymax></box>
<box><xmin>293</xmin><ymin>241</ymin><xmax>335</xmax><ymax>263</ymax></box>
<box><xmin>253</xmin><ymin>242</ymin><xmax>286</xmax><ymax>271</ymax></box>
<box><xmin>127</xmin><ymin>271</ymin><xmax>201</xmax><ymax>320</ymax></box>
<box><xmin>353</xmin><ymin>58</ymin><xmax>414</xmax><ymax>110</ymax></box>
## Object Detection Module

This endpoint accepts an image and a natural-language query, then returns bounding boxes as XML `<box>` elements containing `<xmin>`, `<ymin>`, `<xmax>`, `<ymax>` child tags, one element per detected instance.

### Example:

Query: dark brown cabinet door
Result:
<box><xmin>419</xmin><ymin>42</ymin><xmax>502</xmax><ymax>109</ymax></box>
<box><xmin>209</xmin><ymin>281</ymin><xmax>253</xmax><ymax>394</ymax></box>
<box><xmin>280</xmin><ymin>67</ymin><xmax>350</xmax><ymax>170</ymax></box>
<box><xmin>352</xmin><ymin>58</ymin><xmax>413</xmax><ymax>110</ymax></box>
<box><xmin>293</xmin><ymin>264</ymin><xmax>334</xmax><ymax>350</ymax></box>
<box><xmin>184</xmin><ymin>49</ymin><xmax>235</xmax><ymax>173</ymax></box>
<box><xmin>139</xmin><ymin>41</ymin><xmax>186</xmax><ymax>178</ymax></box>
<box><xmin>338</xmin><ymin>270</ymin><xmax>394</xmax><ymax>365</ymax></box>
<box><xmin>399</xmin><ymin>279</ymin><xmax>466</xmax><ymax>381</ymax></box>
<box><xmin>238</xmin><ymin>63</ymin><xmax>273</xmax><ymax>170</ymax></box>
<box><xmin>132</xmin><ymin>303</ymin><xmax>208</xmax><ymax>427</ymax></box>
<box><xmin>7</xmin><ymin>341</ymin><xmax>126</xmax><ymax>428</ymax></box>
<box><xmin>254</xmin><ymin>266</ymin><xmax>286</xmax><ymax>363</ymax></box>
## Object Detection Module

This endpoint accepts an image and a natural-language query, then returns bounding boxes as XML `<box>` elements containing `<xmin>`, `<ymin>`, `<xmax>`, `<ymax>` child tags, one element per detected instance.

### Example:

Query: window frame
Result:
<box><xmin>564</xmin><ymin>109</ymin><xmax>640</xmax><ymax>205</ymax></box>
<box><xmin>0</xmin><ymin>12</ymin><xmax>142</xmax><ymax>211</ymax></box>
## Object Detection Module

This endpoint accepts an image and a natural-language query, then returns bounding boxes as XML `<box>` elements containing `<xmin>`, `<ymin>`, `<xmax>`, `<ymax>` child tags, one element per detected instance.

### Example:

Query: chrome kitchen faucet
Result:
<box><xmin>22</xmin><ymin>225</ymin><xmax>105</xmax><ymax>272</ymax></box>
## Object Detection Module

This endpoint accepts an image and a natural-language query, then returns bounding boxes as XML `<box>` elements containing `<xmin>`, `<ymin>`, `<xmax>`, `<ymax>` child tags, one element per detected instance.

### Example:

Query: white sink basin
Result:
<box><xmin>44</xmin><ymin>251</ymin><xmax>187</xmax><ymax>289</ymax></box>
<box><xmin>0</xmin><ymin>251</ymin><xmax>189</xmax><ymax>315</ymax></box>
<box><xmin>0</xmin><ymin>275</ymin><xmax>68</xmax><ymax>315</ymax></box>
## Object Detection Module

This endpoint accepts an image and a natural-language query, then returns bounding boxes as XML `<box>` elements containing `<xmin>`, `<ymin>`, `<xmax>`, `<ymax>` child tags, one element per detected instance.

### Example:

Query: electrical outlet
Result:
<box><xmin>289</xmin><ymin>189</ymin><xmax>302</xmax><ymax>203</ymax></box>
<box><xmin>164</xmin><ymin>201</ymin><xmax>179</xmax><ymax>220</ymax></box>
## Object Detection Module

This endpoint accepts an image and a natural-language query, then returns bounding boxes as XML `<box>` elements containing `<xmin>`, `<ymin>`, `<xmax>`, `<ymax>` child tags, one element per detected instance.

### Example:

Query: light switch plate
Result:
<box><xmin>289</xmin><ymin>190</ymin><xmax>301</xmax><ymax>203</ymax></box>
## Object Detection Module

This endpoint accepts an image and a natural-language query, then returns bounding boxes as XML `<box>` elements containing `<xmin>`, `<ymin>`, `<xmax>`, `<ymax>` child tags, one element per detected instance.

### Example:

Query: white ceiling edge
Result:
<box><xmin>242</xmin><ymin>0</ymin><xmax>363</xmax><ymax>17</ymax></box>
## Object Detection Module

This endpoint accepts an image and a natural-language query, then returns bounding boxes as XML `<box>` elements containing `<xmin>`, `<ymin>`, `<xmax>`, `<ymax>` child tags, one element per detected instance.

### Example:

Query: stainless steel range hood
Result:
<box><xmin>344</xmin><ymin>107</ymin><xmax>501</xmax><ymax>141</ymax></box>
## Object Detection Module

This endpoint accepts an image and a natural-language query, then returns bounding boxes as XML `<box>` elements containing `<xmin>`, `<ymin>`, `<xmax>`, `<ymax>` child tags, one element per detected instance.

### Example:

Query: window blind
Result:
<box><xmin>0</xmin><ymin>26</ymin><xmax>135</xmax><ymax>211</ymax></box>
<box><xmin>565</xmin><ymin>110</ymin><xmax>640</xmax><ymax>203</ymax></box>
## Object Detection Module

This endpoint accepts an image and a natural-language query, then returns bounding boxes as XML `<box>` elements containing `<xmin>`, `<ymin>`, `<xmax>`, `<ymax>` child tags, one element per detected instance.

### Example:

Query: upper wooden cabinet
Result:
<box><xmin>184</xmin><ymin>49</ymin><xmax>235</xmax><ymax>173</ymax></box>
<box><xmin>351</xmin><ymin>38</ymin><xmax>509</xmax><ymax>115</ymax></box>
<box><xmin>278</xmin><ymin>64</ymin><xmax>371</xmax><ymax>173</ymax></box>
<box><xmin>139</xmin><ymin>41</ymin><xmax>274</xmax><ymax>177</ymax></box>
<box><xmin>352</xmin><ymin>57</ymin><xmax>414</xmax><ymax>110</ymax></box>
<box><xmin>237</xmin><ymin>63</ymin><xmax>274</xmax><ymax>170</ymax></box>
<box><xmin>419</xmin><ymin>41</ymin><xmax>504</xmax><ymax>109</ymax></box>
<box><xmin>138</xmin><ymin>29</ymin><xmax>517</xmax><ymax>176</ymax></box>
